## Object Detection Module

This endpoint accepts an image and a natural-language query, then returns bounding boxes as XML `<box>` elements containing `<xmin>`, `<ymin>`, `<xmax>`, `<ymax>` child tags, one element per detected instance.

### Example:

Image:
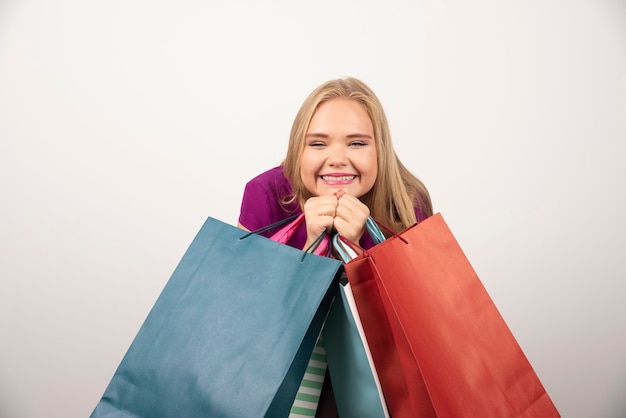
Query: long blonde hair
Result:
<box><xmin>283</xmin><ymin>77</ymin><xmax>432</xmax><ymax>232</ymax></box>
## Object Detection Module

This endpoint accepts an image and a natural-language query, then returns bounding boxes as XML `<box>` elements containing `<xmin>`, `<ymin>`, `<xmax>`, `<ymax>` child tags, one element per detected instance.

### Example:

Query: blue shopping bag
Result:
<box><xmin>91</xmin><ymin>216</ymin><xmax>343</xmax><ymax>418</ymax></box>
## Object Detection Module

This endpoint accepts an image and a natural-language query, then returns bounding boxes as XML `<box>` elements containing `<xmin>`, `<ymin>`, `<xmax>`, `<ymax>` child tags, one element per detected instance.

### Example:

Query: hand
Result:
<box><xmin>333</xmin><ymin>191</ymin><xmax>370</xmax><ymax>244</ymax></box>
<box><xmin>302</xmin><ymin>194</ymin><xmax>338</xmax><ymax>250</ymax></box>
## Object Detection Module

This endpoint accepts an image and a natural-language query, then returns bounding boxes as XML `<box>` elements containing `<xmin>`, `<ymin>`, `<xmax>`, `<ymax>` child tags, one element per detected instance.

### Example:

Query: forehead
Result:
<box><xmin>307</xmin><ymin>97</ymin><xmax>373</xmax><ymax>133</ymax></box>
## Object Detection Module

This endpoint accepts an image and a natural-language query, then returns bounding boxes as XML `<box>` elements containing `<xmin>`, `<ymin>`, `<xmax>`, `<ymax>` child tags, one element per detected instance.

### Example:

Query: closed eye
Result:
<box><xmin>346</xmin><ymin>133</ymin><xmax>373</xmax><ymax>148</ymax></box>
<box><xmin>349</xmin><ymin>141</ymin><xmax>368</xmax><ymax>147</ymax></box>
<box><xmin>305</xmin><ymin>133</ymin><xmax>328</xmax><ymax>148</ymax></box>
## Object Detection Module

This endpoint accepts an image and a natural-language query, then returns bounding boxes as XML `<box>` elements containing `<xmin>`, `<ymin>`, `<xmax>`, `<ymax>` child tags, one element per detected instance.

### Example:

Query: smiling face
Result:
<box><xmin>300</xmin><ymin>97</ymin><xmax>378</xmax><ymax>198</ymax></box>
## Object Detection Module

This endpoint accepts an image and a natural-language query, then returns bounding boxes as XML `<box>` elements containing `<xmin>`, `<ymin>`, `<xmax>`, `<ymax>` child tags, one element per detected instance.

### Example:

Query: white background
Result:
<box><xmin>1</xmin><ymin>1</ymin><xmax>625</xmax><ymax>417</ymax></box>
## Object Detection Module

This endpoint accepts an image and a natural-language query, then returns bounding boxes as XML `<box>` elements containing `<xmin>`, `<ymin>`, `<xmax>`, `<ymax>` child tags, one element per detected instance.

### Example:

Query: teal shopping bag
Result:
<box><xmin>321</xmin><ymin>220</ymin><xmax>390</xmax><ymax>418</ymax></box>
<box><xmin>91</xmin><ymin>217</ymin><xmax>343</xmax><ymax>418</ymax></box>
<box><xmin>323</xmin><ymin>282</ymin><xmax>390</xmax><ymax>418</ymax></box>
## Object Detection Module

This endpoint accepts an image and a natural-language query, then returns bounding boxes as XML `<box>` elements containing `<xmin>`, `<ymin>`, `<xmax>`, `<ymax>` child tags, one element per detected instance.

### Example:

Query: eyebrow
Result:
<box><xmin>305</xmin><ymin>132</ymin><xmax>373</xmax><ymax>139</ymax></box>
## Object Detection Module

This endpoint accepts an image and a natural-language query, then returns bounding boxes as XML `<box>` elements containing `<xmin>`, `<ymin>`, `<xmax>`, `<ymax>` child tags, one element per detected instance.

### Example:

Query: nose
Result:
<box><xmin>327</xmin><ymin>143</ymin><xmax>348</xmax><ymax>166</ymax></box>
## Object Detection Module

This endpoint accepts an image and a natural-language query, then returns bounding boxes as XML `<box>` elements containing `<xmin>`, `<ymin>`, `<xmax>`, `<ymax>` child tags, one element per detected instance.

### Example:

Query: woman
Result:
<box><xmin>237</xmin><ymin>76</ymin><xmax>433</xmax><ymax>417</ymax></box>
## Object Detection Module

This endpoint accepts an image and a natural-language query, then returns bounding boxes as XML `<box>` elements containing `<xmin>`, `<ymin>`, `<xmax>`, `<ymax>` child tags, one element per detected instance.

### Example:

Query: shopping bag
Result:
<box><xmin>91</xmin><ymin>216</ymin><xmax>343</xmax><ymax>418</ymax></box>
<box><xmin>340</xmin><ymin>223</ymin><xmax>435</xmax><ymax>418</ymax></box>
<box><xmin>270</xmin><ymin>214</ymin><xmax>330</xmax><ymax>417</ymax></box>
<box><xmin>320</xmin><ymin>227</ymin><xmax>390</xmax><ymax>418</ymax></box>
<box><xmin>343</xmin><ymin>213</ymin><xmax>560</xmax><ymax>418</ymax></box>
<box><xmin>322</xmin><ymin>280</ymin><xmax>390</xmax><ymax>418</ymax></box>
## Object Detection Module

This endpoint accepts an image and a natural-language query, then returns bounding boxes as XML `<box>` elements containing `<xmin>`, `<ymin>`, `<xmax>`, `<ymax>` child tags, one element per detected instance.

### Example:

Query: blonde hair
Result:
<box><xmin>283</xmin><ymin>77</ymin><xmax>433</xmax><ymax>232</ymax></box>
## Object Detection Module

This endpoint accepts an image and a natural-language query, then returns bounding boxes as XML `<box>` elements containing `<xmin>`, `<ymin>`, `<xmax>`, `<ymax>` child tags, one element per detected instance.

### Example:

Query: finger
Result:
<box><xmin>305</xmin><ymin>195</ymin><xmax>338</xmax><ymax>209</ymax></box>
<box><xmin>332</xmin><ymin>215</ymin><xmax>364</xmax><ymax>244</ymax></box>
<box><xmin>336</xmin><ymin>195</ymin><xmax>370</xmax><ymax>221</ymax></box>
<box><xmin>334</xmin><ymin>189</ymin><xmax>346</xmax><ymax>199</ymax></box>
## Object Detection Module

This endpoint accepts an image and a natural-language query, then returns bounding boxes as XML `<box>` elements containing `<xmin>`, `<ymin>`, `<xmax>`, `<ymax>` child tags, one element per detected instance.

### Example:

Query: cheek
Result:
<box><xmin>299</xmin><ymin>153</ymin><xmax>320</xmax><ymax>187</ymax></box>
<box><xmin>365</xmin><ymin>166</ymin><xmax>378</xmax><ymax>188</ymax></box>
<box><xmin>361</xmin><ymin>154</ymin><xmax>378</xmax><ymax>190</ymax></box>
<box><xmin>299</xmin><ymin>153</ymin><xmax>314</xmax><ymax>176</ymax></box>
<box><xmin>369</xmin><ymin>163</ymin><xmax>378</xmax><ymax>179</ymax></box>
<box><xmin>357</xmin><ymin>151</ymin><xmax>378</xmax><ymax>176</ymax></box>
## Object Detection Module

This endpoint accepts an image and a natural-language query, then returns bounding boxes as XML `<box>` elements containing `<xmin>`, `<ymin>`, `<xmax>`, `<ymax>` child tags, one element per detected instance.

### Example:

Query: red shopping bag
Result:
<box><xmin>343</xmin><ymin>213</ymin><xmax>560</xmax><ymax>418</ymax></box>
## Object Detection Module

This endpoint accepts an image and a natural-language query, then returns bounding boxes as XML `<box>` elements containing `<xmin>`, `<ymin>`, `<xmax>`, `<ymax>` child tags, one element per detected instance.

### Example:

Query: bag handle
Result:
<box><xmin>333</xmin><ymin>215</ymin><xmax>389</xmax><ymax>263</ymax></box>
<box><xmin>239</xmin><ymin>214</ymin><xmax>300</xmax><ymax>239</ymax></box>
<box><xmin>269</xmin><ymin>214</ymin><xmax>305</xmax><ymax>245</ymax></box>
<box><xmin>303</xmin><ymin>230</ymin><xmax>331</xmax><ymax>259</ymax></box>
<box><xmin>240</xmin><ymin>213</ymin><xmax>330</xmax><ymax>258</ymax></box>
<box><xmin>337</xmin><ymin>216</ymin><xmax>409</xmax><ymax>261</ymax></box>
<box><xmin>333</xmin><ymin>234</ymin><xmax>358</xmax><ymax>263</ymax></box>
<box><xmin>365</xmin><ymin>216</ymin><xmax>386</xmax><ymax>245</ymax></box>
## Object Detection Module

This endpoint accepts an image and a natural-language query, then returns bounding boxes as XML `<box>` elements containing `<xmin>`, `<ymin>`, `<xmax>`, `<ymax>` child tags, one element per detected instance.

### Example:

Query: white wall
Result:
<box><xmin>1</xmin><ymin>1</ymin><xmax>624</xmax><ymax>417</ymax></box>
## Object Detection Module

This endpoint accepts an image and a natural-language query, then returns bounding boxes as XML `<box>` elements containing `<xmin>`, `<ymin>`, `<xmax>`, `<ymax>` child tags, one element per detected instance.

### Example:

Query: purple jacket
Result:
<box><xmin>238</xmin><ymin>165</ymin><xmax>426</xmax><ymax>250</ymax></box>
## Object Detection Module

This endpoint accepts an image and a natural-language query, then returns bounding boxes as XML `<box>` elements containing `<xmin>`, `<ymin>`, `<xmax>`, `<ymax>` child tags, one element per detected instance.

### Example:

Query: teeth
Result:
<box><xmin>322</xmin><ymin>175</ymin><xmax>355</xmax><ymax>181</ymax></box>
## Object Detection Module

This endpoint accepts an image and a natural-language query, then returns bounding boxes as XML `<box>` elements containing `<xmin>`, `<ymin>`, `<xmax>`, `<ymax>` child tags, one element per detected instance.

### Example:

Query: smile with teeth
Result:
<box><xmin>321</xmin><ymin>175</ymin><xmax>356</xmax><ymax>181</ymax></box>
